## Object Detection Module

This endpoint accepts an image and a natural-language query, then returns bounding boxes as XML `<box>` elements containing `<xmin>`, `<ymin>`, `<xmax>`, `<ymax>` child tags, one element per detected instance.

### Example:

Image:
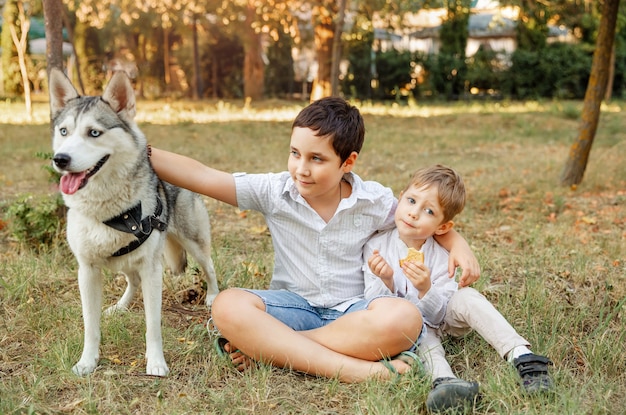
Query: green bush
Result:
<box><xmin>341</xmin><ymin>31</ymin><xmax>375</xmax><ymax>100</ymax></box>
<box><xmin>502</xmin><ymin>43</ymin><xmax>591</xmax><ymax>99</ymax></box>
<box><xmin>501</xmin><ymin>49</ymin><xmax>542</xmax><ymax>100</ymax></box>
<box><xmin>610</xmin><ymin>31</ymin><xmax>626</xmax><ymax>99</ymax></box>
<box><xmin>264</xmin><ymin>29</ymin><xmax>295</xmax><ymax>98</ymax></box>
<box><xmin>465</xmin><ymin>46</ymin><xmax>505</xmax><ymax>96</ymax></box>
<box><xmin>36</xmin><ymin>151</ymin><xmax>62</xmax><ymax>185</ymax></box>
<box><xmin>340</xmin><ymin>27</ymin><xmax>599</xmax><ymax>101</ymax></box>
<box><xmin>374</xmin><ymin>49</ymin><xmax>416</xmax><ymax>100</ymax></box>
<box><xmin>2</xmin><ymin>152</ymin><xmax>65</xmax><ymax>249</ymax></box>
<box><xmin>3</xmin><ymin>194</ymin><xmax>66</xmax><ymax>248</ymax></box>
<box><xmin>538</xmin><ymin>43</ymin><xmax>592</xmax><ymax>99</ymax></box>
<box><xmin>422</xmin><ymin>52</ymin><xmax>468</xmax><ymax>99</ymax></box>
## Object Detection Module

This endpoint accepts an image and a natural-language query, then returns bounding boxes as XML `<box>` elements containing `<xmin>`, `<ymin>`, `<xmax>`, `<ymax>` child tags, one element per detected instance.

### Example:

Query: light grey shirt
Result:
<box><xmin>234</xmin><ymin>171</ymin><xmax>396</xmax><ymax>311</ymax></box>
<box><xmin>363</xmin><ymin>228</ymin><xmax>458</xmax><ymax>327</ymax></box>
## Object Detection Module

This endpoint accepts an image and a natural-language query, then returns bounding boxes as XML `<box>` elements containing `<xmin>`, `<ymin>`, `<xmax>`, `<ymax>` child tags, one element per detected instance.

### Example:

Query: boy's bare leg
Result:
<box><xmin>301</xmin><ymin>296</ymin><xmax>422</xmax><ymax>360</ymax></box>
<box><xmin>211</xmin><ymin>289</ymin><xmax>421</xmax><ymax>383</ymax></box>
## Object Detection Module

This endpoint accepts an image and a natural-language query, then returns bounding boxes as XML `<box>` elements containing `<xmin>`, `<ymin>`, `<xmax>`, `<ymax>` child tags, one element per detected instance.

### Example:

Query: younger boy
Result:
<box><xmin>364</xmin><ymin>165</ymin><xmax>553</xmax><ymax>411</ymax></box>
<box><xmin>150</xmin><ymin>98</ymin><xmax>481</xmax><ymax>383</ymax></box>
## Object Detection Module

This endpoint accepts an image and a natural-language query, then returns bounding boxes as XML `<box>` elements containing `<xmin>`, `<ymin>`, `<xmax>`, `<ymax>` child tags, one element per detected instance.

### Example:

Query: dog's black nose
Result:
<box><xmin>53</xmin><ymin>153</ymin><xmax>71</xmax><ymax>169</ymax></box>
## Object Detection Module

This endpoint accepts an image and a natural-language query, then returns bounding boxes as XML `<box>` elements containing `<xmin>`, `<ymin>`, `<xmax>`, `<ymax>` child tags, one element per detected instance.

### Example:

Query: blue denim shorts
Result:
<box><xmin>206</xmin><ymin>289</ymin><xmax>373</xmax><ymax>335</ymax></box>
<box><xmin>242</xmin><ymin>289</ymin><xmax>423</xmax><ymax>348</ymax></box>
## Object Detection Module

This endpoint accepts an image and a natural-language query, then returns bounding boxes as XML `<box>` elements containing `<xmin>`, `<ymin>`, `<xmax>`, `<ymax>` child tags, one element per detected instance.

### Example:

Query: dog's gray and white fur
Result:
<box><xmin>49</xmin><ymin>68</ymin><xmax>218</xmax><ymax>377</ymax></box>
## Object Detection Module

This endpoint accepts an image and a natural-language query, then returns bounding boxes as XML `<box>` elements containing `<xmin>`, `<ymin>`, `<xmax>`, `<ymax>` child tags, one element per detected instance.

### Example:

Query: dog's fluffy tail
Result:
<box><xmin>164</xmin><ymin>236</ymin><xmax>187</xmax><ymax>275</ymax></box>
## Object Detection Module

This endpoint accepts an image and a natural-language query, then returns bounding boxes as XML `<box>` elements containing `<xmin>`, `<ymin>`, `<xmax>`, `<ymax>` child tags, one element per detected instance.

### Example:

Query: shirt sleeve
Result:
<box><xmin>410</xmin><ymin>238</ymin><xmax>458</xmax><ymax>328</ymax></box>
<box><xmin>234</xmin><ymin>172</ymin><xmax>272</xmax><ymax>213</ymax></box>
<box><xmin>363</xmin><ymin>232</ymin><xmax>395</xmax><ymax>299</ymax></box>
<box><xmin>411</xmin><ymin>283</ymin><xmax>448</xmax><ymax>328</ymax></box>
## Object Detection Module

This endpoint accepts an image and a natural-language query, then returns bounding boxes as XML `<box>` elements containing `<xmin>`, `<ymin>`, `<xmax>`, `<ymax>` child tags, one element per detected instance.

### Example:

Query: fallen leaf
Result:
<box><xmin>57</xmin><ymin>398</ymin><xmax>86</xmax><ymax>412</ymax></box>
<box><xmin>249</xmin><ymin>225</ymin><xmax>268</xmax><ymax>234</ymax></box>
<box><xmin>581</xmin><ymin>216</ymin><xmax>596</xmax><ymax>225</ymax></box>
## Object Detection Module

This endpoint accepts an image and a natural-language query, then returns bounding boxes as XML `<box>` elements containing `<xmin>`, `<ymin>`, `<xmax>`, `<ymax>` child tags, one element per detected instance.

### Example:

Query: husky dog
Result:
<box><xmin>49</xmin><ymin>68</ymin><xmax>219</xmax><ymax>377</ymax></box>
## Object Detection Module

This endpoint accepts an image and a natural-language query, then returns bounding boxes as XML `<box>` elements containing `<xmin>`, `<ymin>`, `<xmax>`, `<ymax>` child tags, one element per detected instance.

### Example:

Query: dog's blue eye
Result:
<box><xmin>89</xmin><ymin>129</ymin><xmax>101</xmax><ymax>138</ymax></box>
<box><xmin>59</xmin><ymin>127</ymin><xmax>67</xmax><ymax>136</ymax></box>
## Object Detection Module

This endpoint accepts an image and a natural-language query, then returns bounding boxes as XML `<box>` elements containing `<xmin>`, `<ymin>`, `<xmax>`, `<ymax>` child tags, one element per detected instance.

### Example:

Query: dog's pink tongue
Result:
<box><xmin>60</xmin><ymin>172</ymin><xmax>86</xmax><ymax>195</ymax></box>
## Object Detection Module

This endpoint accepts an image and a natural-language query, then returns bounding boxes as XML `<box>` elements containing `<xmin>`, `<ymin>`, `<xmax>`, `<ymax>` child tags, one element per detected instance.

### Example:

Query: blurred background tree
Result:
<box><xmin>0</xmin><ymin>0</ymin><xmax>624</xmax><ymax>103</ymax></box>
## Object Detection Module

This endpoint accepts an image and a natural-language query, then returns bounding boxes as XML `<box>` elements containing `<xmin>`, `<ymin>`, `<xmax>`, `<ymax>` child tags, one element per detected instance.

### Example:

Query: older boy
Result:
<box><xmin>365</xmin><ymin>165</ymin><xmax>553</xmax><ymax>411</ymax></box>
<box><xmin>150</xmin><ymin>98</ymin><xmax>480</xmax><ymax>382</ymax></box>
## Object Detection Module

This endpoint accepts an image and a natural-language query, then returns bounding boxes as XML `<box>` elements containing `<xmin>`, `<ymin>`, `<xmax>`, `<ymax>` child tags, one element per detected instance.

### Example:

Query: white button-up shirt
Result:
<box><xmin>234</xmin><ymin>171</ymin><xmax>396</xmax><ymax>311</ymax></box>
<box><xmin>363</xmin><ymin>228</ymin><xmax>458</xmax><ymax>328</ymax></box>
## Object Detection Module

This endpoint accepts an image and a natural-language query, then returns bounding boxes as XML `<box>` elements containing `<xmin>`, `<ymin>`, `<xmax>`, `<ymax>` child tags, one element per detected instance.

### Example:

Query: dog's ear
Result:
<box><xmin>48</xmin><ymin>68</ymin><xmax>79</xmax><ymax>117</ymax></box>
<box><xmin>102</xmin><ymin>71</ymin><xmax>136</xmax><ymax>121</ymax></box>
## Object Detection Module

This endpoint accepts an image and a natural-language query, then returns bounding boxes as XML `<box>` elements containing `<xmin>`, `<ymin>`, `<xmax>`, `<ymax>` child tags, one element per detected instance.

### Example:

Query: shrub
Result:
<box><xmin>341</xmin><ymin>30</ymin><xmax>375</xmax><ymax>100</ymax></box>
<box><xmin>374</xmin><ymin>49</ymin><xmax>417</xmax><ymax>100</ymax></box>
<box><xmin>422</xmin><ymin>52</ymin><xmax>468</xmax><ymax>100</ymax></box>
<box><xmin>503</xmin><ymin>43</ymin><xmax>592</xmax><ymax>99</ymax></box>
<box><xmin>538</xmin><ymin>43</ymin><xmax>592</xmax><ymax>99</ymax></box>
<box><xmin>2</xmin><ymin>152</ymin><xmax>65</xmax><ymax>249</ymax></box>
<box><xmin>3</xmin><ymin>194</ymin><xmax>66</xmax><ymax>248</ymax></box>
<box><xmin>465</xmin><ymin>46</ymin><xmax>505</xmax><ymax>96</ymax></box>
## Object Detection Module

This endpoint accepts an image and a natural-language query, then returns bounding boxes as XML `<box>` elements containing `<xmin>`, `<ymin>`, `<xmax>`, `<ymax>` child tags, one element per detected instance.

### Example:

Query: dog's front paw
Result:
<box><xmin>205</xmin><ymin>293</ymin><xmax>218</xmax><ymax>307</ymax></box>
<box><xmin>72</xmin><ymin>359</ymin><xmax>98</xmax><ymax>376</ymax></box>
<box><xmin>146</xmin><ymin>360</ymin><xmax>170</xmax><ymax>377</ymax></box>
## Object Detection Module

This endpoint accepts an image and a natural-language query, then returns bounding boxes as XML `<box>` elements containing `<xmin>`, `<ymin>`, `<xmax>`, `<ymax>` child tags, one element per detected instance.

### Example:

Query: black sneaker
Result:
<box><xmin>426</xmin><ymin>377</ymin><xmax>480</xmax><ymax>413</ymax></box>
<box><xmin>513</xmin><ymin>354</ymin><xmax>554</xmax><ymax>393</ymax></box>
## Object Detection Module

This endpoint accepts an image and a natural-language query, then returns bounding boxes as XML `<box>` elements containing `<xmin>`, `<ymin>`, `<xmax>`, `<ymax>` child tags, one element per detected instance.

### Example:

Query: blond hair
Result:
<box><xmin>405</xmin><ymin>165</ymin><xmax>466</xmax><ymax>223</ymax></box>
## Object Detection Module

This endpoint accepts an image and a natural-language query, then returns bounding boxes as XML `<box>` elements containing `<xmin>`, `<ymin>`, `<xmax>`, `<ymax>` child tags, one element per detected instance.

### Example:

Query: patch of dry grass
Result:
<box><xmin>1</xmin><ymin>99</ymin><xmax>625</xmax><ymax>414</ymax></box>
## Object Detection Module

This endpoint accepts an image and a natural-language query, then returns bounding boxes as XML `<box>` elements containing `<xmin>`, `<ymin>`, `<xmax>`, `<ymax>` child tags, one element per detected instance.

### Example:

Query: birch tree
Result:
<box><xmin>10</xmin><ymin>1</ymin><xmax>33</xmax><ymax>119</ymax></box>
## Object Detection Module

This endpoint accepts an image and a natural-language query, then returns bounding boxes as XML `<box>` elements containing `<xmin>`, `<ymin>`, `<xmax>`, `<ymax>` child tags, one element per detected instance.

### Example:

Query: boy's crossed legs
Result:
<box><xmin>210</xmin><ymin>288</ymin><xmax>422</xmax><ymax>383</ymax></box>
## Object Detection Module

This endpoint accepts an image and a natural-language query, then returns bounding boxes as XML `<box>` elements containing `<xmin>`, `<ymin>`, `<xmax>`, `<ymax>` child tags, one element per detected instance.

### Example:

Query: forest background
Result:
<box><xmin>2</xmin><ymin>0</ymin><xmax>626</xmax><ymax>104</ymax></box>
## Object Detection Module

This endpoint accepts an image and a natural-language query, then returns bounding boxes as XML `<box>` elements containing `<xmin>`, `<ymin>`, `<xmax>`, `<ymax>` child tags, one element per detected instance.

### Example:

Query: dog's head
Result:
<box><xmin>49</xmin><ymin>69</ymin><xmax>142</xmax><ymax>195</ymax></box>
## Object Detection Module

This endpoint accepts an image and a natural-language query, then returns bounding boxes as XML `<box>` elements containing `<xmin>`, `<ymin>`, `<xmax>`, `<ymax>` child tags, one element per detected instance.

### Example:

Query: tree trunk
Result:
<box><xmin>61</xmin><ymin>7</ymin><xmax>84</xmax><ymax>94</ymax></box>
<box><xmin>310</xmin><ymin>1</ymin><xmax>335</xmax><ymax>101</ymax></box>
<box><xmin>560</xmin><ymin>0</ymin><xmax>620</xmax><ymax>187</ymax></box>
<box><xmin>330</xmin><ymin>0</ymin><xmax>347</xmax><ymax>96</ymax></box>
<box><xmin>42</xmin><ymin>0</ymin><xmax>64</xmax><ymax>76</ymax></box>
<box><xmin>211</xmin><ymin>58</ymin><xmax>218</xmax><ymax>99</ymax></box>
<box><xmin>2</xmin><ymin>0</ymin><xmax>20</xmax><ymax>96</ymax></box>
<box><xmin>241</xmin><ymin>0</ymin><xmax>264</xmax><ymax>101</ymax></box>
<box><xmin>163</xmin><ymin>27</ymin><xmax>171</xmax><ymax>86</ymax></box>
<box><xmin>192</xmin><ymin>17</ymin><xmax>201</xmax><ymax>100</ymax></box>
<box><xmin>10</xmin><ymin>1</ymin><xmax>32</xmax><ymax>120</ymax></box>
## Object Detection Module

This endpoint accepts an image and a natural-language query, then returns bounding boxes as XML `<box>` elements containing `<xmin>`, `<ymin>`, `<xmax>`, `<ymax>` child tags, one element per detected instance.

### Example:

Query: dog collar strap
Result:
<box><xmin>104</xmin><ymin>198</ymin><xmax>168</xmax><ymax>257</ymax></box>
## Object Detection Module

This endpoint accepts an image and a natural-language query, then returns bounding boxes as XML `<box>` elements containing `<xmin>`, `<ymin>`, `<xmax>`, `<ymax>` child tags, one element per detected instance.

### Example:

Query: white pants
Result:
<box><xmin>419</xmin><ymin>287</ymin><xmax>530</xmax><ymax>380</ymax></box>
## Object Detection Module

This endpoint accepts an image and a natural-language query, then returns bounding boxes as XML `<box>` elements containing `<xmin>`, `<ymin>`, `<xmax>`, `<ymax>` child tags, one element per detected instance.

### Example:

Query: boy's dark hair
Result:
<box><xmin>405</xmin><ymin>165</ymin><xmax>466</xmax><ymax>223</ymax></box>
<box><xmin>292</xmin><ymin>97</ymin><xmax>365</xmax><ymax>163</ymax></box>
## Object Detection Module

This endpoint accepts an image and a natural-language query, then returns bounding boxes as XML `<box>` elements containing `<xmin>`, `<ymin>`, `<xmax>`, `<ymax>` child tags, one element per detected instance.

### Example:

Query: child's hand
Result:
<box><xmin>368</xmin><ymin>250</ymin><xmax>394</xmax><ymax>289</ymax></box>
<box><xmin>402</xmin><ymin>261</ymin><xmax>431</xmax><ymax>298</ymax></box>
<box><xmin>447</xmin><ymin>246</ymin><xmax>481</xmax><ymax>287</ymax></box>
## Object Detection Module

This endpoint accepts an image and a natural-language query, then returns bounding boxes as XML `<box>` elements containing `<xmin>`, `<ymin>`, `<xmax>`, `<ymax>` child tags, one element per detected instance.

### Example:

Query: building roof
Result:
<box><xmin>409</xmin><ymin>13</ymin><xmax>516</xmax><ymax>39</ymax></box>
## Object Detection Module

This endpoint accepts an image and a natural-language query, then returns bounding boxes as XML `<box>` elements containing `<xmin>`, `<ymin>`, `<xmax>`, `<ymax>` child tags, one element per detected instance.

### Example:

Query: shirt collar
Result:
<box><xmin>282</xmin><ymin>172</ymin><xmax>377</xmax><ymax>204</ymax></box>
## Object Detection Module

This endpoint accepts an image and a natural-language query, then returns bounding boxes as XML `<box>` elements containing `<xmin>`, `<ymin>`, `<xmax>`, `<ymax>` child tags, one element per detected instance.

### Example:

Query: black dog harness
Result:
<box><xmin>104</xmin><ymin>197</ymin><xmax>168</xmax><ymax>257</ymax></box>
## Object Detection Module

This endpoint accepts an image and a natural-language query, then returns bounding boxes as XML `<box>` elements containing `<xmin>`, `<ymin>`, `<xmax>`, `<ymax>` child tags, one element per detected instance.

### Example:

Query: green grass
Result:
<box><xmin>1</xmin><ymin>99</ymin><xmax>625</xmax><ymax>414</ymax></box>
